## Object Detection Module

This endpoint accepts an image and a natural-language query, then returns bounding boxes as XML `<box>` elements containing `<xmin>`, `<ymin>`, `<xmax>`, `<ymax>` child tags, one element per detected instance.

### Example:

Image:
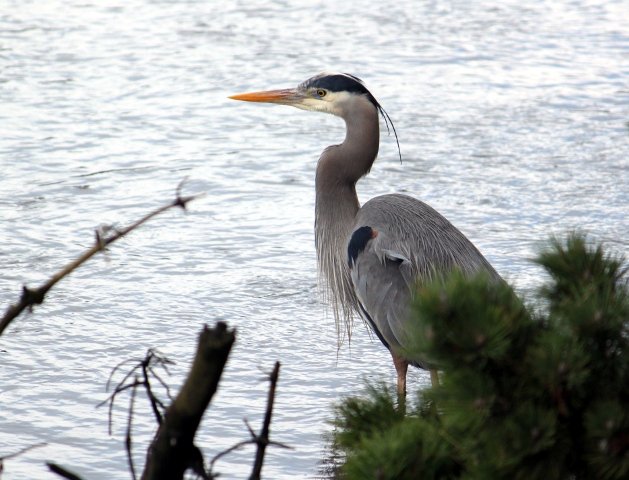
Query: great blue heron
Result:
<box><xmin>230</xmin><ymin>72</ymin><xmax>500</xmax><ymax>395</ymax></box>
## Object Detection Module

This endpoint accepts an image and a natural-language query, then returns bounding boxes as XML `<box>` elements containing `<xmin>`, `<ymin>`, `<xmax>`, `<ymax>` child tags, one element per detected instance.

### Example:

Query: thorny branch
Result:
<box><xmin>0</xmin><ymin>181</ymin><xmax>202</xmax><ymax>336</ymax></box>
<box><xmin>0</xmin><ymin>443</ymin><xmax>47</xmax><ymax>476</ymax></box>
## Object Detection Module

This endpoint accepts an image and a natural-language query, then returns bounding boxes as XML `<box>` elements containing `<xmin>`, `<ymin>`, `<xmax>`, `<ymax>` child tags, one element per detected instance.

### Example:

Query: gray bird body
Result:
<box><xmin>230</xmin><ymin>72</ymin><xmax>500</xmax><ymax>394</ymax></box>
<box><xmin>348</xmin><ymin>194</ymin><xmax>499</xmax><ymax>368</ymax></box>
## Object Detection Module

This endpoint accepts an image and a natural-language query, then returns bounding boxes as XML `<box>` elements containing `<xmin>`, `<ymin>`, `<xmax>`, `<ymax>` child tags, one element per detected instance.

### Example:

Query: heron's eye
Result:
<box><xmin>316</xmin><ymin>89</ymin><xmax>327</xmax><ymax>98</ymax></box>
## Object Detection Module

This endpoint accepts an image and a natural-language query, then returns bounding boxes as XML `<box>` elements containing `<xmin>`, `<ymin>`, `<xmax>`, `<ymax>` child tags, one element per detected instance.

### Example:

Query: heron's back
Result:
<box><xmin>348</xmin><ymin>193</ymin><xmax>500</xmax><ymax>365</ymax></box>
<box><xmin>353</xmin><ymin>193</ymin><xmax>499</xmax><ymax>282</ymax></box>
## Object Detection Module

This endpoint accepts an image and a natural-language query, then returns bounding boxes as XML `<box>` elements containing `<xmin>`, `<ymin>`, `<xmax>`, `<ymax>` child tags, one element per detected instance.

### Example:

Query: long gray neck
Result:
<box><xmin>314</xmin><ymin>99</ymin><xmax>380</xmax><ymax>340</ymax></box>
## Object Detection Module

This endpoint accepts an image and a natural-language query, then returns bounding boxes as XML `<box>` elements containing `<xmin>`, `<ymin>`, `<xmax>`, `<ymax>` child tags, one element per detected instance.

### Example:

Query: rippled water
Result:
<box><xmin>1</xmin><ymin>0</ymin><xmax>628</xmax><ymax>478</ymax></box>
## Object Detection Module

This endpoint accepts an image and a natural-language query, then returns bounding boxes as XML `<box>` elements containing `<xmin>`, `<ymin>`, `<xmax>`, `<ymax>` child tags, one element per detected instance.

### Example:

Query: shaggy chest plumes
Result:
<box><xmin>313</xmin><ymin>98</ymin><xmax>381</xmax><ymax>342</ymax></box>
<box><xmin>314</xmin><ymin>179</ymin><xmax>361</xmax><ymax>341</ymax></box>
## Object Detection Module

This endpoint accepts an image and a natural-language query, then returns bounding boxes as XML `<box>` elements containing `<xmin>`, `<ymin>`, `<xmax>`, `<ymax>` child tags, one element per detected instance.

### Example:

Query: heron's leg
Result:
<box><xmin>430</xmin><ymin>369</ymin><xmax>440</xmax><ymax>387</ymax></box>
<box><xmin>391</xmin><ymin>352</ymin><xmax>408</xmax><ymax>397</ymax></box>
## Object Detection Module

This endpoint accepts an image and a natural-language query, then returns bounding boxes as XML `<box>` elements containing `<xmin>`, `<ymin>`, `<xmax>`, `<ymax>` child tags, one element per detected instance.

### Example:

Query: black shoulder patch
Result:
<box><xmin>348</xmin><ymin>226</ymin><xmax>376</xmax><ymax>268</ymax></box>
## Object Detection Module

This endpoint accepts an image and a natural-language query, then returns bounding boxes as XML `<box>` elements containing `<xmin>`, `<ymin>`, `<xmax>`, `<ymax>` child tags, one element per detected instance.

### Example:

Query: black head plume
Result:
<box><xmin>301</xmin><ymin>73</ymin><xmax>402</xmax><ymax>163</ymax></box>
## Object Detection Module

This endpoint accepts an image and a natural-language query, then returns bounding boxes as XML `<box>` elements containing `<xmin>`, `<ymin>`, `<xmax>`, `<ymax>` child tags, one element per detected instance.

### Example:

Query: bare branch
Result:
<box><xmin>209</xmin><ymin>440</ymin><xmax>251</xmax><ymax>471</ymax></box>
<box><xmin>127</xmin><ymin>379</ymin><xmax>139</xmax><ymax>480</ymax></box>
<box><xmin>0</xmin><ymin>185</ymin><xmax>203</xmax><ymax>336</ymax></box>
<box><xmin>209</xmin><ymin>362</ymin><xmax>290</xmax><ymax>479</ymax></box>
<box><xmin>147</xmin><ymin>367</ymin><xmax>174</xmax><ymax>401</ymax></box>
<box><xmin>105</xmin><ymin>358</ymin><xmax>141</xmax><ymax>392</ymax></box>
<box><xmin>250</xmin><ymin>361</ymin><xmax>281</xmax><ymax>480</ymax></box>
<box><xmin>98</xmin><ymin>349</ymin><xmax>173</xmax><ymax>436</ymax></box>
<box><xmin>244</xmin><ymin>418</ymin><xmax>257</xmax><ymax>439</ymax></box>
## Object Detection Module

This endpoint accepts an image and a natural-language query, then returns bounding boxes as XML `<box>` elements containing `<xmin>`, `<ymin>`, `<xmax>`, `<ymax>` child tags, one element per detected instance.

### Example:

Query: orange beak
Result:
<box><xmin>229</xmin><ymin>88</ymin><xmax>303</xmax><ymax>105</ymax></box>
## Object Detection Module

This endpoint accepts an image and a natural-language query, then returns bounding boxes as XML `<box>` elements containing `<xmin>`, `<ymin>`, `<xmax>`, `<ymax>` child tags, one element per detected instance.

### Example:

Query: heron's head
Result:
<box><xmin>230</xmin><ymin>72</ymin><xmax>386</xmax><ymax>115</ymax></box>
<box><xmin>230</xmin><ymin>72</ymin><xmax>401</xmax><ymax>159</ymax></box>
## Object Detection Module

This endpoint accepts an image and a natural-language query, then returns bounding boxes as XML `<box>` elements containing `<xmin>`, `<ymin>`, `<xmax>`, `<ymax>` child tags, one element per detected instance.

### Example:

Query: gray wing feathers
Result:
<box><xmin>348</xmin><ymin>193</ymin><xmax>500</xmax><ymax>365</ymax></box>
<box><xmin>354</xmin><ymin>193</ymin><xmax>499</xmax><ymax>282</ymax></box>
<box><xmin>350</xmin><ymin>235</ymin><xmax>413</xmax><ymax>352</ymax></box>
